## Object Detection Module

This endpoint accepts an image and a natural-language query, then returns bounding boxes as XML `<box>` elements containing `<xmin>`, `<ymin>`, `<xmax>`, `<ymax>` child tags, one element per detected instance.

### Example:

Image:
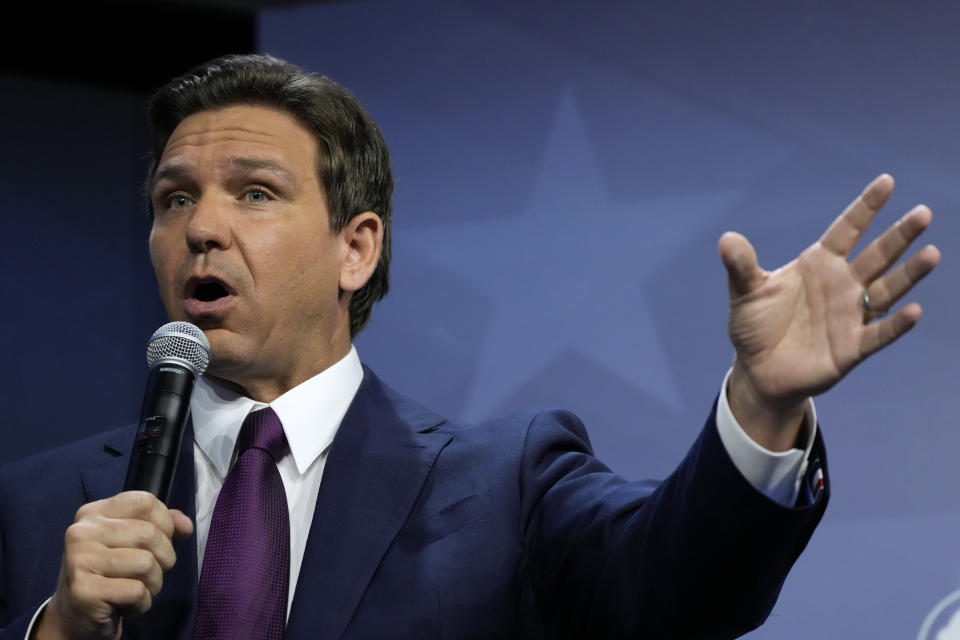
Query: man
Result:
<box><xmin>0</xmin><ymin>54</ymin><xmax>940</xmax><ymax>639</ymax></box>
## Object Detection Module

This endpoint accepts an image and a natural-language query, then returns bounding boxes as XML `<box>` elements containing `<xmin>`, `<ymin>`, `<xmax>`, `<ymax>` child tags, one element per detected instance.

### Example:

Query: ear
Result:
<box><xmin>338</xmin><ymin>211</ymin><xmax>383</xmax><ymax>293</ymax></box>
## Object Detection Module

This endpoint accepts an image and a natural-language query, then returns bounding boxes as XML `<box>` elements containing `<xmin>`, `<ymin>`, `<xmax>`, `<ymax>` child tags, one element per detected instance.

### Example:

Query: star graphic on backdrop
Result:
<box><xmin>400</xmin><ymin>88</ymin><xmax>743</xmax><ymax>419</ymax></box>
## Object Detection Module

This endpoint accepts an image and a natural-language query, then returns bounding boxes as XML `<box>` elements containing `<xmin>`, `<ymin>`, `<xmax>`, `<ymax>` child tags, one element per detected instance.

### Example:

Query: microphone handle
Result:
<box><xmin>123</xmin><ymin>364</ymin><xmax>196</xmax><ymax>503</ymax></box>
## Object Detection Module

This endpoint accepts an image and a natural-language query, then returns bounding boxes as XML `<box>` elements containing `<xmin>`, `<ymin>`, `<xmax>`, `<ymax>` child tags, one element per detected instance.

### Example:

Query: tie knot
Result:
<box><xmin>237</xmin><ymin>407</ymin><xmax>287</xmax><ymax>462</ymax></box>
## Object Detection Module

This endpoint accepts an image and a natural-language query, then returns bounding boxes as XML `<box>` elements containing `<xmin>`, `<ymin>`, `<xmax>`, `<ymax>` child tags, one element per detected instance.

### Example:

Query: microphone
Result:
<box><xmin>123</xmin><ymin>321</ymin><xmax>210</xmax><ymax>503</ymax></box>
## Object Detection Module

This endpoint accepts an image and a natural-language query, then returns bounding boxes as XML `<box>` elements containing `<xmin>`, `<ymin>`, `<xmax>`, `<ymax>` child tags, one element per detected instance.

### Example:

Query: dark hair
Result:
<box><xmin>147</xmin><ymin>53</ymin><xmax>392</xmax><ymax>337</ymax></box>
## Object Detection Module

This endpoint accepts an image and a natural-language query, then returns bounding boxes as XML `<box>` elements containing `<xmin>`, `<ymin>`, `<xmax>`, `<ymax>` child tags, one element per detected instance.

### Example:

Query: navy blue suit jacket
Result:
<box><xmin>0</xmin><ymin>367</ymin><xmax>827</xmax><ymax>639</ymax></box>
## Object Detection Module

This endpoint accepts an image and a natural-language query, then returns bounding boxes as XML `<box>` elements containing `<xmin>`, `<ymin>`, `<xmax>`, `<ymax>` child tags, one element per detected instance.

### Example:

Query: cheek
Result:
<box><xmin>148</xmin><ymin>235</ymin><xmax>165</xmax><ymax>283</ymax></box>
<box><xmin>274</xmin><ymin>238</ymin><xmax>342</xmax><ymax>307</ymax></box>
<box><xmin>148</xmin><ymin>231</ymin><xmax>179</xmax><ymax>297</ymax></box>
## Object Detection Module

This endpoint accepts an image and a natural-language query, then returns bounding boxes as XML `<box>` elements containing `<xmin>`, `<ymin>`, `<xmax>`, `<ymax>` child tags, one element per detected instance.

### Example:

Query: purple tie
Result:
<box><xmin>194</xmin><ymin>407</ymin><xmax>290</xmax><ymax>640</ymax></box>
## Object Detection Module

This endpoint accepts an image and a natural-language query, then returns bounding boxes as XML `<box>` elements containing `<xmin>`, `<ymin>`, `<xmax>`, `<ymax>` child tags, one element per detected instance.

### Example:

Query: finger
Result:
<box><xmin>102</xmin><ymin>576</ymin><xmax>154</xmax><ymax>617</ymax></box>
<box><xmin>860</xmin><ymin>302</ymin><xmax>923</xmax><ymax>357</ymax></box>
<box><xmin>66</xmin><ymin>529</ymin><xmax>177</xmax><ymax>584</ymax></box>
<box><xmin>99</xmin><ymin>549</ymin><xmax>164</xmax><ymax>597</ymax></box>
<box><xmin>718</xmin><ymin>231</ymin><xmax>765</xmax><ymax>296</ymax></box>
<box><xmin>851</xmin><ymin>204</ymin><xmax>933</xmax><ymax>283</ymax></box>
<box><xmin>170</xmin><ymin>509</ymin><xmax>195</xmax><ymax>541</ymax></box>
<box><xmin>863</xmin><ymin>244</ymin><xmax>940</xmax><ymax>313</ymax></box>
<box><xmin>80</xmin><ymin>492</ymin><xmax>177</xmax><ymax>541</ymax></box>
<box><xmin>820</xmin><ymin>173</ymin><xmax>894</xmax><ymax>256</ymax></box>
<box><xmin>70</xmin><ymin>573</ymin><xmax>152</xmax><ymax>617</ymax></box>
<box><xmin>66</xmin><ymin>517</ymin><xmax>176</xmax><ymax>570</ymax></box>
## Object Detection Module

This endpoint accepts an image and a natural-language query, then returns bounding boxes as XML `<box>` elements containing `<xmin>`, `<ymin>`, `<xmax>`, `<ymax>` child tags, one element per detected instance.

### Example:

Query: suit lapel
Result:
<box><xmin>80</xmin><ymin>426</ymin><xmax>135</xmax><ymax>503</ymax></box>
<box><xmin>285</xmin><ymin>369</ymin><xmax>450</xmax><ymax>640</ymax></box>
<box><xmin>81</xmin><ymin>420</ymin><xmax>200</xmax><ymax>640</ymax></box>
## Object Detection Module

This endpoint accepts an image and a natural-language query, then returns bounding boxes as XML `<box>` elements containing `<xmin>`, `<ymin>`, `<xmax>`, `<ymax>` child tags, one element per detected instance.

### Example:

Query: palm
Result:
<box><xmin>730</xmin><ymin>243</ymin><xmax>868</xmax><ymax>404</ymax></box>
<box><xmin>722</xmin><ymin>174</ymin><xmax>938</xmax><ymax>411</ymax></box>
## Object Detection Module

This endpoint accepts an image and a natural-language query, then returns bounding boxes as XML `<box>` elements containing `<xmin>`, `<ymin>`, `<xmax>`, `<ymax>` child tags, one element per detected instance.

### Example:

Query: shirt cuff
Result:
<box><xmin>715</xmin><ymin>368</ymin><xmax>817</xmax><ymax>506</ymax></box>
<box><xmin>24</xmin><ymin>596</ymin><xmax>51</xmax><ymax>640</ymax></box>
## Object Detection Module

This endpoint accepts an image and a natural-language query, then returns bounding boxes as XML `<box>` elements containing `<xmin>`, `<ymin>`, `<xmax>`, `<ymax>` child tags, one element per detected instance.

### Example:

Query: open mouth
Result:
<box><xmin>186</xmin><ymin>277</ymin><xmax>233</xmax><ymax>302</ymax></box>
<box><xmin>194</xmin><ymin>281</ymin><xmax>230</xmax><ymax>302</ymax></box>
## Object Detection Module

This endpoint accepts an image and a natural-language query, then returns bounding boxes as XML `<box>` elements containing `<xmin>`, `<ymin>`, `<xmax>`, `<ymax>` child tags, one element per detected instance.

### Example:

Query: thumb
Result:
<box><xmin>718</xmin><ymin>231</ymin><xmax>764</xmax><ymax>296</ymax></box>
<box><xmin>169</xmin><ymin>509</ymin><xmax>195</xmax><ymax>541</ymax></box>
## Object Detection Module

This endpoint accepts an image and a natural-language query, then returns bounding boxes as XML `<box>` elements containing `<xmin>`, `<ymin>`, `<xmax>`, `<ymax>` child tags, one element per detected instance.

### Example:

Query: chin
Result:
<box><xmin>202</xmin><ymin>332</ymin><xmax>256</xmax><ymax>376</ymax></box>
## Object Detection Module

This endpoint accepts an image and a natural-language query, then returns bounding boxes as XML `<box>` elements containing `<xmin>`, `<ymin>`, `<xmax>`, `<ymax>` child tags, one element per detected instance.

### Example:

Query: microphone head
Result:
<box><xmin>146</xmin><ymin>321</ymin><xmax>211</xmax><ymax>376</ymax></box>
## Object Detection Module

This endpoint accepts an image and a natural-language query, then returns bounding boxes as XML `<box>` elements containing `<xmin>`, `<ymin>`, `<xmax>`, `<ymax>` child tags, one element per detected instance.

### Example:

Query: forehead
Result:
<box><xmin>158</xmin><ymin>104</ymin><xmax>318</xmax><ymax>172</ymax></box>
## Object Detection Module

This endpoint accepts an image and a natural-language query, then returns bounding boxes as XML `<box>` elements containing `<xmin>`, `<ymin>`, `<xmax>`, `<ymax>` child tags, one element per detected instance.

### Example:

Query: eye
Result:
<box><xmin>158</xmin><ymin>193</ymin><xmax>192</xmax><ymax>212</ymax></box>
<box><xmin>169</xmin><ymin>195</ymin><xmax>192</xmax><ymax>209</ymax></box>
<box><xmin>245</xmin><ymin>189</ymin><xmax>270</xmax><ymax>204</ymax></box>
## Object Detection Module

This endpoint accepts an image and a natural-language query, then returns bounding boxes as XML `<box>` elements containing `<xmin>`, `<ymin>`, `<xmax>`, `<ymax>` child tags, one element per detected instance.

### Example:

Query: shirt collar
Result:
<box><xmin>191</xmin><ymin>345</ymin><xmax>363</xmax><ymax>477</ymax></box>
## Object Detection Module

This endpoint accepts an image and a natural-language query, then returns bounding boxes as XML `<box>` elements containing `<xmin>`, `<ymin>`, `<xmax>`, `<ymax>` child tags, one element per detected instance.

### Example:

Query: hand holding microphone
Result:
<box><xmin>36</xmin><ymin>323</ymin><xmax>207</xmax><ymax>640</ymax></box>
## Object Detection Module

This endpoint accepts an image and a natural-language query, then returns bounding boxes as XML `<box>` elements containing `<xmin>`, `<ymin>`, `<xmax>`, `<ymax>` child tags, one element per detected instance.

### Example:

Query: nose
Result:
<box><xmin>185</xmin><ymin>195</ymin><xmax>231</xmax><ymax>253</ymax></box>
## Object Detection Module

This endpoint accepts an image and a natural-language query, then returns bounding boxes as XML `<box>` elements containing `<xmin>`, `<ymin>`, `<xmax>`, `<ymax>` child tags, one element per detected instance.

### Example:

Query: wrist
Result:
<box><xmin>728</xmin><ymin>361</ymin><xmax>807</xmax><ymax>451</ymax></box>
<box><xmin>32</xmin><ymin>597</ymin><xmax>64</xmax><ymax>640</ymax></box>
<box><xmin>32</xmin><ymin>612</ymin><xmax>58</xmax><ymax>640</ymax></box>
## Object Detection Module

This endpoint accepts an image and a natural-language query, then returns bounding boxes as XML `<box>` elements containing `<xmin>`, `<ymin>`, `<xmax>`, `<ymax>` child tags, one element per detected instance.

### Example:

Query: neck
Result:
<box><xmin>209</xmin><ymin>342</ymin><xmax>352</xmax><ymax>403</ymax></box>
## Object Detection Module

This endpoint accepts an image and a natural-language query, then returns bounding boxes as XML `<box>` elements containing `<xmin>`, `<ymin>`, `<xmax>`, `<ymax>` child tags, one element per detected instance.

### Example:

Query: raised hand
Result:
<box><xmin>719</xmin><ymin>174</ymin><xmax>940</xmax><ymax>450</ymax></box>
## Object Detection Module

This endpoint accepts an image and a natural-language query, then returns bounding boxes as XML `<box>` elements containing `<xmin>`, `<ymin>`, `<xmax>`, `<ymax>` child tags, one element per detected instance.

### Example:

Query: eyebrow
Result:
<box><xmin>150</xmin><ymin>156</ymin><xmax>299</xmax><ymax>195</ymax></box>
<box><xmin>149</xmin><ymin>163</ymin><xmax>192</xmax><ymax>196</ymax></box>
<box><xmin>225</xmin><ymin>157</ymin><xmax>298</xmax><ymax>188</ymax></box>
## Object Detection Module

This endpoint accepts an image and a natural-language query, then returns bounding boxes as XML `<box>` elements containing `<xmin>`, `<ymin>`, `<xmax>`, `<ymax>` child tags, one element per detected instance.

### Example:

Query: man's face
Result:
<box><xmin>149</xmin><ymin>104</ymin><xmax>349</xmax><ymax>396</ymax></box>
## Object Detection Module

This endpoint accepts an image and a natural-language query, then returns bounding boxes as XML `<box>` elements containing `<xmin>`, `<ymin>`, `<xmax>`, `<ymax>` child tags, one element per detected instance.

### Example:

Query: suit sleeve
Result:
<box><xmin>0</xmin><ymin>611</ymin><xmax>39</xmax><ymax>640</ymax></box>
<box><xmin>0</xmin><ymin>519</ymin><xmax>46</xmax><ymax>640</ymax></box>
<box><xmin>0</xmin><ymin>451</ymin><xmax>86</xmax><ymax>640</ymax></box>
<box><xmin>519</xmin><ymin>397</ymin><xmax>828</xmax><ymax>639</ymax></box>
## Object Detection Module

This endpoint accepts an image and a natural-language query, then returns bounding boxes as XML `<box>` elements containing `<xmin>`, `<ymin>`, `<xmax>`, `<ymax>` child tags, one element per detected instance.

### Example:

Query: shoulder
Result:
<box><xmin>361</xmin><ymin>364</ymin><xmax>596</xmax><ymax>470</ymax></box>
<box><xmin>365</xmin><ymin>365</ymin><xmax>588</xmax><ymax>449</ymax></box>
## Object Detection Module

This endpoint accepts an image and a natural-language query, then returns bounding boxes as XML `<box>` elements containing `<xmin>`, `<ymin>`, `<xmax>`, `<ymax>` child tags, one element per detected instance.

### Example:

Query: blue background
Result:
<box><xmin>2</xmin><ymin>1</ymin><xmax>958</xmax><ymax>637</ymax></box>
